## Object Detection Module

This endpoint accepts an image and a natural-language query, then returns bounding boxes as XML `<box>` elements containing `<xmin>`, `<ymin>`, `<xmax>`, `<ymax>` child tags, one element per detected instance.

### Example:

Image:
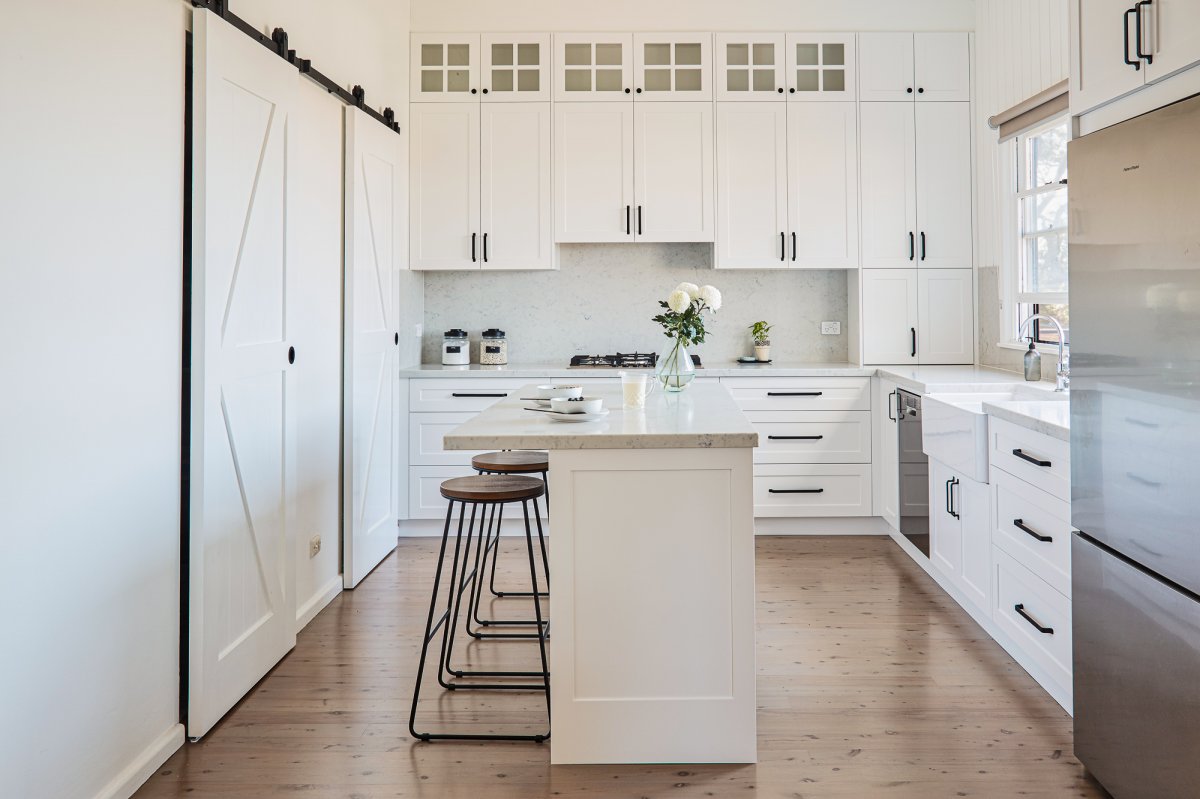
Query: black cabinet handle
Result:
<box><xmin>637</xmin><ymin>205</ymin><xmax>643</xmax><ymax>235</ymax></box>
<box><xmin>626</xmin><ymin>205</ymin><xmax>631</xmax><ymax>235</ymax></box>
<box><xmin>636</xmin><ymin>87</ymin><xmax>642</xmax><ymax>94</ymax></box>
<box><xmin>1012</xmin><ymin>449</ymin><xmax>1051</xmax><ymax>467</ymax></box>
<box><xmin>288</xmin><ymin>346</ymin><xmax>295</xmax><ymax>364</ymax></box>
<box><xmin>451</xmin><ymin>392</ymin><xmax>508</xmax><ymax>398</ymax></box>
<box><xmin>789</xmin><ymin>87</ymin><xmax>796</xmax><ymax>94</ymax></box>
<box><xmin>1014</xmin><ymin>519</ymin><xmax>1052</xmax><ymax>543</ymax></box>
<box><xmin>780</xmin><ymin>231</ymin><xmax>786</xmax><ymax>261</ymax></box>
<box><xmin>906</xmin><ymin>87</ymin><xmax>913</xmax><ymax>94</ymax></box>
<box><xmin>920</xmin><ymin>231</ymin><xmax>926</xmax><ymax>261</ymax></box>
<box><xmin>917</xmin><ymin>87</ymin><xmax>924</xmax><ymax>94</ymax></box>
<box><xmin>483</xmin><ymin>232</ymin><xmax>488</xmax><ymax>262</ymax></box>
<box><xmin>482</xmin><ymin>88</ymin><xmax>489</xmax><ymax>94</ymax></box>
<box><xmin>769</xmin><ymin>488</ymin><xmax>824</xmax><ymax>494</ymax></box>
<box><xmin>767</xmin><ymin>391</ymin><xmax>823</xmax><ymax>397</ymax></box>
<box><xmin>910</xmin><ymin>327</ymin><xmax>917</xmax><ymax>358</ymax></box>
<box><xmin>394</xmin><ymin>332</ymin><xmax>399</xmax><ymax>345</ymax></box>
<box><xmin>1014</xmin><ymin>603</ymin><xmax>1054</xmax><ymax>634</ymax></box>
<box><xmin>888</xmin><ymin>389</ymin><xmax>898</xmax><ymax>423</ymax></box>
<box><xmin>1124</xmin><ymin>7</ymin><xmax>1142</xmax><ymax>69</ymax></box>
<box><xmin>946</xmin><ymin>477</ymin><xmax>960</xmax><ymax>519</ymax></box>
<box><xmin>909</xmin><ymin>231</ymin><xmax>915</xmax><ymax>261</ymax></box>
<box><xmin>1136</xmin><ymin>1</ymin><xmax>1154</xmax><ymax>64</ymax></box>
<box><xmin>471</xmin><ymin>232</ymin><xmax>477</xmax><ymax>263</ymax></box>
<box><xmin>624</xmin><ymin>88</ymin><xmax>631</xmax><ymax>94</ymax></box>
<box><xmin>471</xmin><ymin>88</ymin><xmax>477</xmax><ymax>94</ymax></box>
<box><xmin>767</xmin><ymin>435</ymin><xmax>824</xmax><ymax>440</ymax></box>
<box><xmin>777</xmin><ymin>87</ymin><xmax>784</xmax><ymax>93</ymax></box>
<box><xmin>791</xmin><ymin>231</ymin><xmax>797</xmax><ymax>262</ymax></box>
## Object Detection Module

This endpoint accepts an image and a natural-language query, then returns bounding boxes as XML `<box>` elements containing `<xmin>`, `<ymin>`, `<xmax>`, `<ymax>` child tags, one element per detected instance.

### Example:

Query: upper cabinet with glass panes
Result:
<box><xmin>786</xmin><ymin>34</ymin><xmax>856</xmax><ymax>101</ymax></box>
<box><xmin>413</xmin><ymin>34</ymin><xmax>550</xmax><ymax>102</ymax></box>
<box><xmin>481</xmin><ymin>34</ymin><xmax>551</xmax><ymax>101</ymax></box>
<box><xmin>412</xmin><ymin>34</ymin><xmax>480</xmax><ymax>101</ymax></box>
<box><xmin>632</xmin><ymin>34</ymin><xmax>712</xmax><ymax>100</ymax></box>
<box><xmin>553</xmin><ymin>34</ymin><xmax>634</xmax><ymax>101</ymax></box>
<box><xmin>715</xmin><ymin>34</ymin><xmax>786</xmax><ymax>101</ymax></box>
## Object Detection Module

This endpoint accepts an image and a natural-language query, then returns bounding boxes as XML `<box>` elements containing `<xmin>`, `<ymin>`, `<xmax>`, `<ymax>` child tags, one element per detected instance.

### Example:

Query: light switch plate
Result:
<box><xmin>821</xmin><ymin>321</ymin><xmax>841</xmax><ymax>335</ymax></box>
<box><xmin>414</xmin><ymin>323</ymin><xmax>424</xmax><ymax>338</ymax></box>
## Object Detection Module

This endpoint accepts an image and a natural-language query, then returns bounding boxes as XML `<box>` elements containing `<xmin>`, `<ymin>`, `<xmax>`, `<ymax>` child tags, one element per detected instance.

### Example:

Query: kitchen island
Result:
<box><xmin>443</xmin><ymin>383</ymin><xmax>759</xmax><ymax>764</ymax></box>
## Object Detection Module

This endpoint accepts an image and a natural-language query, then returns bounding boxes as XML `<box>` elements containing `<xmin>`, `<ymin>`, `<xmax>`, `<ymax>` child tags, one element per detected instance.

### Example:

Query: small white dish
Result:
<box><xmin>536</xmin><ymin>384</ymin><xmax>584</xmax><ymax>400</ymax></box>
<box><xmin>549</xmin><ymin>396</ymin><xmax>603</xmax><ymax>414</ymax></box>
<box><xmin>545</xmin><ymin>408</ymin><xmax>610</xmax><ymax>423</ymax></box>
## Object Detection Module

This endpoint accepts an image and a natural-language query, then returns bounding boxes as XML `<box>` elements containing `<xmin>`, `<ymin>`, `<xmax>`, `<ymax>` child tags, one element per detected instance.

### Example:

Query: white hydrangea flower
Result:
<box><xmin>675</xmin><ymin>282</ymin><xmax>700</xmax><ymax>300</ymax></box>
<box><xmin>667</xmin><ymin>289</ymin><xmax>691</xmax><ymax>314</ymax></box>
<box><xmin>699</xmin><ymin>285</ymin><xmax>722</xmax><ymax>311</ymax></box>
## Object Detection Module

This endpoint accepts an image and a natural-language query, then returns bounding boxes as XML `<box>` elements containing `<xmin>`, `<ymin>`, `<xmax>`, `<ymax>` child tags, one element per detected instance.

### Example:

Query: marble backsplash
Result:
<box><xmin>420</xmin><ymin>243</ymin><xmax>850</xmax><ymax>365</ymax></box>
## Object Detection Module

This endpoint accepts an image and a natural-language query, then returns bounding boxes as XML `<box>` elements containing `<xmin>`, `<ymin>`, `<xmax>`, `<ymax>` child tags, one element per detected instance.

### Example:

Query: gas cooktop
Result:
<box><xmin>568</xmin><ymin>352</ymin><xmax>702</xmax><ymax>368</ymax></box>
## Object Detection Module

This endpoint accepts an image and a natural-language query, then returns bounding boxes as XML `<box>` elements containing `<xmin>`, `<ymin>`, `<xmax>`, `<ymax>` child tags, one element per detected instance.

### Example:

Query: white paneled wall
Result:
<box><xmin>974</xmin><ymin>0</ymin><xmax>1069</xmax><ymax>368</ymax></box>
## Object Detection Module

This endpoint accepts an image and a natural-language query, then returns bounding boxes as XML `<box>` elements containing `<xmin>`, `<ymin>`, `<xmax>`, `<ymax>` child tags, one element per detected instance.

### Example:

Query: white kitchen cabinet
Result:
<box><xmin>915</xmin><ymin>102</ymin><xmax>973</xmax><ymax>269</ymax></box>
<box><xmin>634</xmin><ymin>102</ymin><xmax>715</xmax><ymax>242</ymax></box>
<box><xmin>554</xmin><ymin>33</ymin><xmax>634</xmax><ymax>101</ymax></box>
<box><xmin>554</xmin><ymin>102</ymin><xmax>635</xmax><ymax>242</ymax></box>
<box><xmin>859</xmin><ymin>102</ymin><xmax>917</xmax><ymax>269</ymax></box>
<box><xmin>876</xmin><ymin>378</ymin><xmax>901</xmax><ymax>528</ymax></box>
<box><xmin>1143</xmin><ymin>0</ymin><xmax>1200</xmax><ymax>82</ymax></box>
<box><xmin>861</xmin><ymin>270</ymin><xmax>918</xmax><ymax>364</ymax></box>
<box><xmin>787</xmin><ymin>102</ymin><xmax>858</xmax><ymax>268</ymax></box>
<box><xmin>785</xmin><ymin>33</ymin><xmax>857</xmax><ymax>101</ymax></box>
<box><xmin>930</xmin><ymin>459</ymin><xmax>991</xmax><ymax>616</ymax></box>
<box><xmin>917</xmin><ymin>269</ymin><xmax>974</xmax><ymax>365</ymax></box>
<box><xmin>480</xmin><ymin>103</ymin><xmax>554</xmax><ymax>270</ymax></box>
<box><xmin>481</xmin><ymin>34</ymin><xmax>551</xmax><ymax>102</ymax></box>
<box><xmin>859</xmin><ymin>32</ymin><xmax>970</xmax><ymax>101</ymax></box>
<box><xmin>1071</xmin><ymin>0</ymin><xmax>1150</xmax><ymax>114</ymax></box>
<box><xmin>410</xmin><ymin>103</ymin><xmax>480</xmax><ymax>270</ymax></box>
<box><xmin>715</xmin><ymin>103</ymin><xmax>789</xmax><ymax>268</ymax></box>
<box><xmin>633</xmin><ymin>34</ymin><xmax>713</xmax><ymax>101</ymax></box>
<box><xmin>714</xmin><ymin>33</ymin><xmax>787</xmax><ymax>101</ymax></box>
<box><xmin>412</xmin><ymin>34</ymin><xmax>480</xmax><ymax>101</ymax></box>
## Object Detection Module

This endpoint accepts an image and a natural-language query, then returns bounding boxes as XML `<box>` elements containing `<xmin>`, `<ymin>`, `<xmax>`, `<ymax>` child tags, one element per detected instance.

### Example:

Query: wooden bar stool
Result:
<box><xmin>409</xmin><ymin>474</ymin><xmax>550</xmax><ymax>743</ymax></box>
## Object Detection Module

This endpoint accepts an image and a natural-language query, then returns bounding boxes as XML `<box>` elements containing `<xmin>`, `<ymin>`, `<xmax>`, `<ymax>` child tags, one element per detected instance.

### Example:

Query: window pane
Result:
<box><xmin>823</xmin><ymin>43</ymin><xmax>844</xmax><ymax>66</ymax></box>
<box><xmin>752</xmin><ymin>43</ymin><xmax>775</xmax><ymax>65</ymax></box>
<box><xmin>795</xmin><ymin>43</ymin><xmax>819</xmax><ymax>65</ymax></box>
<box><xmin>518</xmin><ymin>43</ymin><xmax>539</xmax><ymax>66</ymax></box>
<box><xmin>492</xmin><ymin>44</ymin><xmax>513</xmax><ymax>66</ymax></box>
<box><xmin>727</xmin><ymin>43</ymin><xmax>749</xmax><ymax>66</ymax></box>
<box><xmin>1028</xmin><ymin>121</ymin><xmax>1069</xmax><ymax>188</ymax></box>
<box><xmin>644</xmin><ymin>43</ymin><xmax>671</xmax><ymax>66</ymax></box>
<box><xmin>1024</xmin><ymin>231</ymin><xmax>1069</xmax><ymax>294</ymax></box>
<box><xmin>1034</xmin><ymin>303</ymin><xmax>1069</xmax><ymax>345</ymax></box>
<box><xmin>675</xmin><ymin>43</ymin><xmax>702</xmax><ymax>65</ymax></box>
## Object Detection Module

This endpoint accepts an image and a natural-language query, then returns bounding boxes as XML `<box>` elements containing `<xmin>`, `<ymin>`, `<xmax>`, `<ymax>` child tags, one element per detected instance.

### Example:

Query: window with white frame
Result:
<box><xmin>1013</xmin><ymin>116</ymin><xmax>1069</xmax><ymax>346</ymax></box>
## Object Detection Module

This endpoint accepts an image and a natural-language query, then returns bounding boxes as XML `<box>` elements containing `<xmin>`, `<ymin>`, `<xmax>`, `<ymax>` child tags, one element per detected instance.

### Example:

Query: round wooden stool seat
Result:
<box><xmin>471</xmin><ymin>450</ymin><xmax>549</xmax><ymax>474</ymax></box>
<box><xmin>440</xmin><ymin>474</ymin><xmax>545</xmax><ymax>503</ymax></box>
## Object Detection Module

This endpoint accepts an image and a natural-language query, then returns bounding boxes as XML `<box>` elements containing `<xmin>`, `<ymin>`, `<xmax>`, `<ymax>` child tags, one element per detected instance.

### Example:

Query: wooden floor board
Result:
<box><xmin>134</xmin><ymin>536</ymin><xmax>1109</xmax><ymax>799</ymax></box>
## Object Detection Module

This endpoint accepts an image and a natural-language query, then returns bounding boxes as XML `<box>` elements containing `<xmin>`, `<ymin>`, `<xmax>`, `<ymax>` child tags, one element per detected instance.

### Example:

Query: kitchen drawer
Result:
<box><xmin>409</xmin><ymin>465</ymin><xmax>547</xmax><ymax>520</ymax></box>
<box><xmin>993</xmin><ymin>546</ymin><xmax>1072</xmax><ymax>695</ymax></box>
<box><xmin>752</xmin><ymin>464</ymin><xmax>872</xmax><ymax>517</ymax></box>
<box><xmin>721</xmin><ymin>377</ymin><xmax>871</xmax><ymax>412</ymax></box>
<box><xmin>992</xmin><ymin>470</ymin><xmax>1072</xmax><ymax>597</ymax></box>
<box><xmin>989</xmin><ymin>418</ymin><xmax>1070</xmax><ymax>502</ymax></box>
<box><xmin>409</xmin><ymin>412</ymin><xmax>485</xmax><ymax>466</ymax></box>
<box><xmin>747</xmin><ymin>410</ymin><xmax>871</xmax><ymax>464</ymax></box>
<box><xmin>409</xmin><ymin>379</ymin><xmax>529</xmax><ymax>412</ymax></box>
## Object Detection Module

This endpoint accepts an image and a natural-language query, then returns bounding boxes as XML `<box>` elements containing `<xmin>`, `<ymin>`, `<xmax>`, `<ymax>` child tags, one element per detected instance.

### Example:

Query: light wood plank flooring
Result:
<box><xmin>135</xmin><ymin>536</ymin><xmax>1109</xmax><ymax>798</ymax></box>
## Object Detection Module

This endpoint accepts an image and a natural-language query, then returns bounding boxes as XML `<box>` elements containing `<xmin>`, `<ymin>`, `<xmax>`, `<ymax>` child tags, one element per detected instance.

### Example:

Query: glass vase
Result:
<box><xmin>656</xmin><ymin>340</ymin><xmax>695</xmax><ymax>392</ymax></box>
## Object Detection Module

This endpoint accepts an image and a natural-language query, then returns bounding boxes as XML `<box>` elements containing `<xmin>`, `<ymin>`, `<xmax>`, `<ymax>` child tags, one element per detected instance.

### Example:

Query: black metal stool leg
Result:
<box><xmin>409</xmin><ymin>500</ymin><xmax>459</xmax><ymax>741</ymax></box>
<box><xmin>522</xmin><ymin>498</ymin><xmax>552</xmax><ymax>735</ymax></box>
<box><xmin>434</xmin><ymin>502</ymin><xmax>472</xmax><ymax>692</ymax></box>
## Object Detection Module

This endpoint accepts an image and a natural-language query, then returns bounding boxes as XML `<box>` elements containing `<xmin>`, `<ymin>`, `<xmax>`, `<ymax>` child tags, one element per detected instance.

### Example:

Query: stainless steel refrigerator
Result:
<box><xmin>1070</xmin><ymin>93</ymin><xmax>1200</xmax><ymax>799</ymax></box>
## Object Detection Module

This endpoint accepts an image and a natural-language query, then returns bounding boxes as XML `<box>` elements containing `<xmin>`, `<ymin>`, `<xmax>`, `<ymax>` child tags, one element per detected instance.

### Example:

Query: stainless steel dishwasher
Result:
<box><xmin>896</xmin><ymin>389</ymin><xmax>930</xmax><ymax>556</ymax></box>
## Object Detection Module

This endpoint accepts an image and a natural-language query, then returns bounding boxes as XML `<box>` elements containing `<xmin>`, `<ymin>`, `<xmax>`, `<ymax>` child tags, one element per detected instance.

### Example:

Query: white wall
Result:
<box><xmin>973</xmin><ymin>0</ymin><xmax>1069</xmax><ymax>370</ymax></box>
<box><xmin>412</xmin><ymin>0</ymin><xmax>976</xmax><ymax>32</ymax></box>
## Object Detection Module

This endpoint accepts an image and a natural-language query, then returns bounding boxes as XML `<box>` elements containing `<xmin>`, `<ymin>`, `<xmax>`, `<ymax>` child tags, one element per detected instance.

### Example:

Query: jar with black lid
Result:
<box><xmin>442</xmin><ymin>329</ymin><xmax>470</xmax><ymax>365</ymax></box>
<box><xmin>479</xmin><ymin>329</ymin><xmax>508</xmax><ymax>365</ymax></box>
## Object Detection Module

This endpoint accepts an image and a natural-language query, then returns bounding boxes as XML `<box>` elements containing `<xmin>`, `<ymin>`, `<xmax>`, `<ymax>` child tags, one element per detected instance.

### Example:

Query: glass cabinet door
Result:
<box><xmin>411</xmin><ymin>34</ymin><xmax>480</xmax><ymax>102</ymax></box>
<box><xmin>633</xmin><ymin>34</ymin><xmax>712</xmax><ymax>101</ymax></box>
<box><xmin>785</xmin><ymin>33</ymin><xmax>857</xmax><ymax>101</ymax></box>
<box><xmin>714</xmin><ymin>34</ymin><xmax>786</xmax><ymax>101</ymax></box>
<box><xmin>553</xmin><ymin>33</ymin><xmax>634</xmax><ymax>101</ymax></box>
<box><xmin>481</xmin><ymin>34</ymin><xmax>551</xmax><ymax>102</ymax></box>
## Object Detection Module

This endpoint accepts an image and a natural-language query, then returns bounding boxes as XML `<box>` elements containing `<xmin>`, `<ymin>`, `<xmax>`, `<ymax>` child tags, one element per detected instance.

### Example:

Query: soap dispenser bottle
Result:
<box><xmin>1023</xmin><ymin>338</ymin><xmax>1042</xmax><ymax>382</ymax></box>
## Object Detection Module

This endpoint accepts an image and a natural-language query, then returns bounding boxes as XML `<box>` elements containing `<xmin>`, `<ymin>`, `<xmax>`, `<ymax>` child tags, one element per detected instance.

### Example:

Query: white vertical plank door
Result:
<box><xmin>189</xmin><ymin>11</ymin><xmax>297</xmax><ymax>739</ymax></box>
<box><xmin>343</xmin><ymin>107</ymin><xmax>403</xmax><ymax>588</ymax></box>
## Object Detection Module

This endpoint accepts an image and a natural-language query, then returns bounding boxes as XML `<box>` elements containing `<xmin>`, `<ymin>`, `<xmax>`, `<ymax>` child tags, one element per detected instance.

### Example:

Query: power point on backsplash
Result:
<box><xmin>414</xmin><ymin>323</ymin><xmax>423</xmax><ymax>338</ymax></box>
<box><xmin>821</xmin><ymin>321</ymin><xmax>841</xmax><ymax>335</ymax></box>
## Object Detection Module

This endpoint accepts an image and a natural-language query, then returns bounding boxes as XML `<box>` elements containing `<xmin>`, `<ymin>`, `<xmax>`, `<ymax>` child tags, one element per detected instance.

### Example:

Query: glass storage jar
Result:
<box><xmin>479</xmin><ymin>329</ymin><xmax>508</xmax><ymax>365</ymax></box>
<box><xmin>442</xmin><ymin>329</ymin><xmax>470</xmax><ymax>365</ymax></box>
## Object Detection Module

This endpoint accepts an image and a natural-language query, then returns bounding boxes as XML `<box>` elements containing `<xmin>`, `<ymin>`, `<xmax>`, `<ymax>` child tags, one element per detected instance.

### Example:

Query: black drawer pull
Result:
<box><xmin>1012</xmin><ymin>449</ymin><xmax>1051</xmax><ymax>467</ymax></box>
<box><xmin>1014</xmin><ymin>519</ymin><xmax>1052</xmax><ymax>543</ymax></box>
<box><xmin>1014</xmin><ymin>603</ymin><xmax>1054</xmax><ymax>635</ymax></box>
<box><xmin>769</xmin><ymin>488</ymin><xmax>824</xmax><ymax>494</ymax></box>
<box><xmin>451</xmin><ymin>392</ymin><xmax>508</xmax><ymax>398</ymax></box>
<box><xmin>767</xmin><ymin>435</ymin><xmax>824</xmax><ymax>440</ymax></box>
<box><xmin>766</xmin><ymin>391</ymin><xmax>823</xmax><ymax>397</ymax></box>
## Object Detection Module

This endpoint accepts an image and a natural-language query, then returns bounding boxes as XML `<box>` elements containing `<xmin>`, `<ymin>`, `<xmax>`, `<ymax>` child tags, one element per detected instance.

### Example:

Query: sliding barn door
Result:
<box><xmin>189</xmin><ymin>12</ymin><xmax>297</xmax><ymax>739</ymax></box>
<box><xmin>343</xmin><ymin>107</ymin><xmax>402</xmax><ymax>588</ymax></box>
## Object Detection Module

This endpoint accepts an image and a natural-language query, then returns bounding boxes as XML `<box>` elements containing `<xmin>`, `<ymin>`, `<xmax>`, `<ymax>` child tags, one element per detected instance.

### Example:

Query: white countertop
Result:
<box><xmin>442</xmin><ymin>383</ymin><xmax>759</xmax><ymax>451</ymax></box>
<box><xmin>982</xmin><ymin>399</ymin><xmax>1071</xmax><ymax>441</ymax></box>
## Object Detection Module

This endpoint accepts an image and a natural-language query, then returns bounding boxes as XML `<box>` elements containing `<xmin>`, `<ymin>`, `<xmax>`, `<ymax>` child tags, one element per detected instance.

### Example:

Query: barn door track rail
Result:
<box><xmin>191</xmin><ymin>0</ymin><xmax>401</xmax><ymax>134</ymax></box>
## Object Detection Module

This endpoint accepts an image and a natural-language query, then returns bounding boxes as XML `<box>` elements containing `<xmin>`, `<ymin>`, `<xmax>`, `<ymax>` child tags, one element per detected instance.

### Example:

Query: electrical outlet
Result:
<box><xmin>821</xmin><ymin>321</ymin><xmax>841</xmax><ymax>335</ymax></box>
<box><xmin>414</xmin><ymin>323</ymin><xmax>424</xmax><ymax>338</ymax></box>
<box><xmin>309</xmin><ymin>535</ymin><xmax>321</xmax><ymax>559</ymax></box>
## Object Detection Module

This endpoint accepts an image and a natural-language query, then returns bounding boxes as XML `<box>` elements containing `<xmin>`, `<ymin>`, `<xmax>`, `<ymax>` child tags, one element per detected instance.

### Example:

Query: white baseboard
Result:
<box><xmin>93</xmin><ymin>722</ymin><xmax>184</xmax><ymax>799</ymax></box>
<box><xmin>296</xmin><ymin>574</ymin><xmax>343</xmax><ymax>631</ymax></box>
<box><xmin>754</xmin><ymin>516</ymin><xmax>893</xmax><ymax>535</ymax></box>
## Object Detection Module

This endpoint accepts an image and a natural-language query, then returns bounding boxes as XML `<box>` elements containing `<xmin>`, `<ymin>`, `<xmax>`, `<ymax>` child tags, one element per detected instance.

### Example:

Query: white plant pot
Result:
<box><xmin>754</xmin><ymin>345</ymin><xmax>771</xmax><ymax>362</ymax></box>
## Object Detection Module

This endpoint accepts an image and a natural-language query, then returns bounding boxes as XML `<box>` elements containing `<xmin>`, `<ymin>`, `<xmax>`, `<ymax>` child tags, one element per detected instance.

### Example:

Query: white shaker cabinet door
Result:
<box><xmin>1143</xmin><ymin>0</ymin><xmax>1200</xmax><ymax>83</ymax></box>
<box><xmin>915</xmin><ymin>102</ymin><xmax>973</xmax><ymax>270</ymax></box>
<box><xmin>714</xmin><ymin>33</ymin><xmax>787</xmax><ymax>101</ymax></box>
<box><xmin>554</xmin><ymin>33</ymin><xmax>634</xmax><ymax>101</ymax></box>
<box><xmin>634</xmin><ymin>101</ymin><xmax>715</xmax><ymax>243</ymax></box>
<box><xmin>410</xmin><ymin>103</ymin><xmax>481</xmax><ymax>270</ymax></box>
<box><xmin>859</xmin><ymin>102</ymin><xmax>917</xmax><ymax>269</ymax></box>
<box><xmin>858</xmin><ymin>33</ymin><xmax>915</xmax><ymax>101</ymax></box>
<box><xmin>785</xmin><ymin>33</ymin><xmax>857</xmax><ymax>101</ymax></box>
<box><xmin>412</xmin><ymin>34</ymin><xmax>480</xmax><ymax>102</ymax></box>
<box><xmin>480</xmin><ymin>102</ymin><xmax>555</xmax><ymax>269</ymax></box>
<box><xmin>917</xmin><ymin>269</ymin><xmax>974</xmax><ymax>365</ymax></box>
<box><xmin>554</xmin><ymin>102</ymin><xmax>635</xmax><ymax>242</ymax></box>
<box><xmin>1071</xmin><ymin>0</ymin><xmax>1146</xmax><ymax>115</ymax></box>
<box><xmin>913</xmin><ymin>33</ymin><xmax>971</xmax><ymax>102</ymax></box>
<box><xmin>787</xmin><ymin>101</ymin><xmax>858</xmax><ymax>268</ymax></box>
<box><xmin>714</xmin><ymin>102</ymin><xmax>789</xmax><ymax>268</ymax></box>
<box><xmin>633</xmin><ymin>33</ymin><xmax>713</xmax><ymax>101</ymax></box>
<box><xmin>861</xmin><ymin>269</ymin><xmax>919</xmax><ymax>365</ymax></box>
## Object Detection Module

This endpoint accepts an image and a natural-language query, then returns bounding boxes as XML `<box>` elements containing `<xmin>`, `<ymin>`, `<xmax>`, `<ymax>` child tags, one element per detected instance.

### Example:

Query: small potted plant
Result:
<box><xmin>749</xmin><ymin>320</ymin><xmax>772</xmax><ymax>362</ymax></box>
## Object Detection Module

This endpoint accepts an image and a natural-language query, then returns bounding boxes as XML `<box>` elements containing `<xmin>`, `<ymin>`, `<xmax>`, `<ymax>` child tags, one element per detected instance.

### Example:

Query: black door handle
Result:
<box><xmin>946</xmin><ymin>477</ymin><xmax>960</xmax><ymax>519</ymax></box>
<box><xmin>920</xmin><ymin>231</ymin><xmax>926</xmax><ymax>261</ymax></box>
<box><xmin>288</xmin><ymin>346</ymin><xmax>295</xmax><ymax>365</ymax></box>
<box><xmin>637</xmin><ymin>205</ymin><xmax>643</xmax><ymax>235</ymax></box>
<box><xmin>791</xmin><ymin>231</ymin><xmax>797</xmax><ymax>262</ymax></box>
<box><xmin>451</xmin><ymin>392</ymin><xmax>508</xmax><ymax>398</ymax></box>
<box><xmin>471</xmin><ymin>232</ymin><xmax>477</xmax><ymax>262</ymax></box>
<box><xmin>910</xmin><ymin>327</ymin><xmax>917</xmax><ymax>358</ymax></box>
<box><xmin>1012</xmin><ymin>449</ymin><xmax>1052</xmax><ymax>467</ymax></box>
<box><xmin>482</xmin><ymin>232</ymin><xmax>488</xmax><ymax>262</ymax></box>
<box><xmin>394</xmin><ymin>332</ymin><xmax>399</xmax><ymax>345</ymax></box>
<box><xmin>769</xmin><ymin>488</ymin><xmax>824</xmax><ymax>494</ymax></box>
<box><xmin>909</xmin><ymin>231</ymin><xmax>915</xmax><ymax>261</ymax></box>
<box><xmin>945</xmin><ymin>478</ymin><xmax>953</xmax><ymax>517</ymax></box>
<box><xmin>1014</xmin><ymin>519</ymin><xmax>1053</xmax><ymax>543</ymax></box>
<box><xmin>888</xmin><ymin>390</ymin><xmax>898</xmax><ymax>423</ymax></box>
<box><xmin>767</xmin><ymin>435</ymin><xmax>825</xmax><ymax>440</ymax></box>
<box><xmin>781</xmin><ymin>231</ymin><xmax>786</xmax><ymax>261</ymax></box>
<box><xmin>626</xmin><ymin>205</ymin><xmax>631</xmax><ymax>235</ymax></box>
<box><xmin>1014</xmin><ymin>604</ymin><xmax>1054</xmax><ymax>634</ymax></box>
<box><xmin>1124</xmin><ymin>7</ymin><xmax>1142</xmax><ymax>69</ymax></box>
<box><xmin>1136</xmin><ymin>1</ymin><xmax>1154</xmax><ymax>64</ymax></box>
<box><xmin>767</xmin><ymin>391</ymin><xmax>823</xmax><ymax>397</ymax></box>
